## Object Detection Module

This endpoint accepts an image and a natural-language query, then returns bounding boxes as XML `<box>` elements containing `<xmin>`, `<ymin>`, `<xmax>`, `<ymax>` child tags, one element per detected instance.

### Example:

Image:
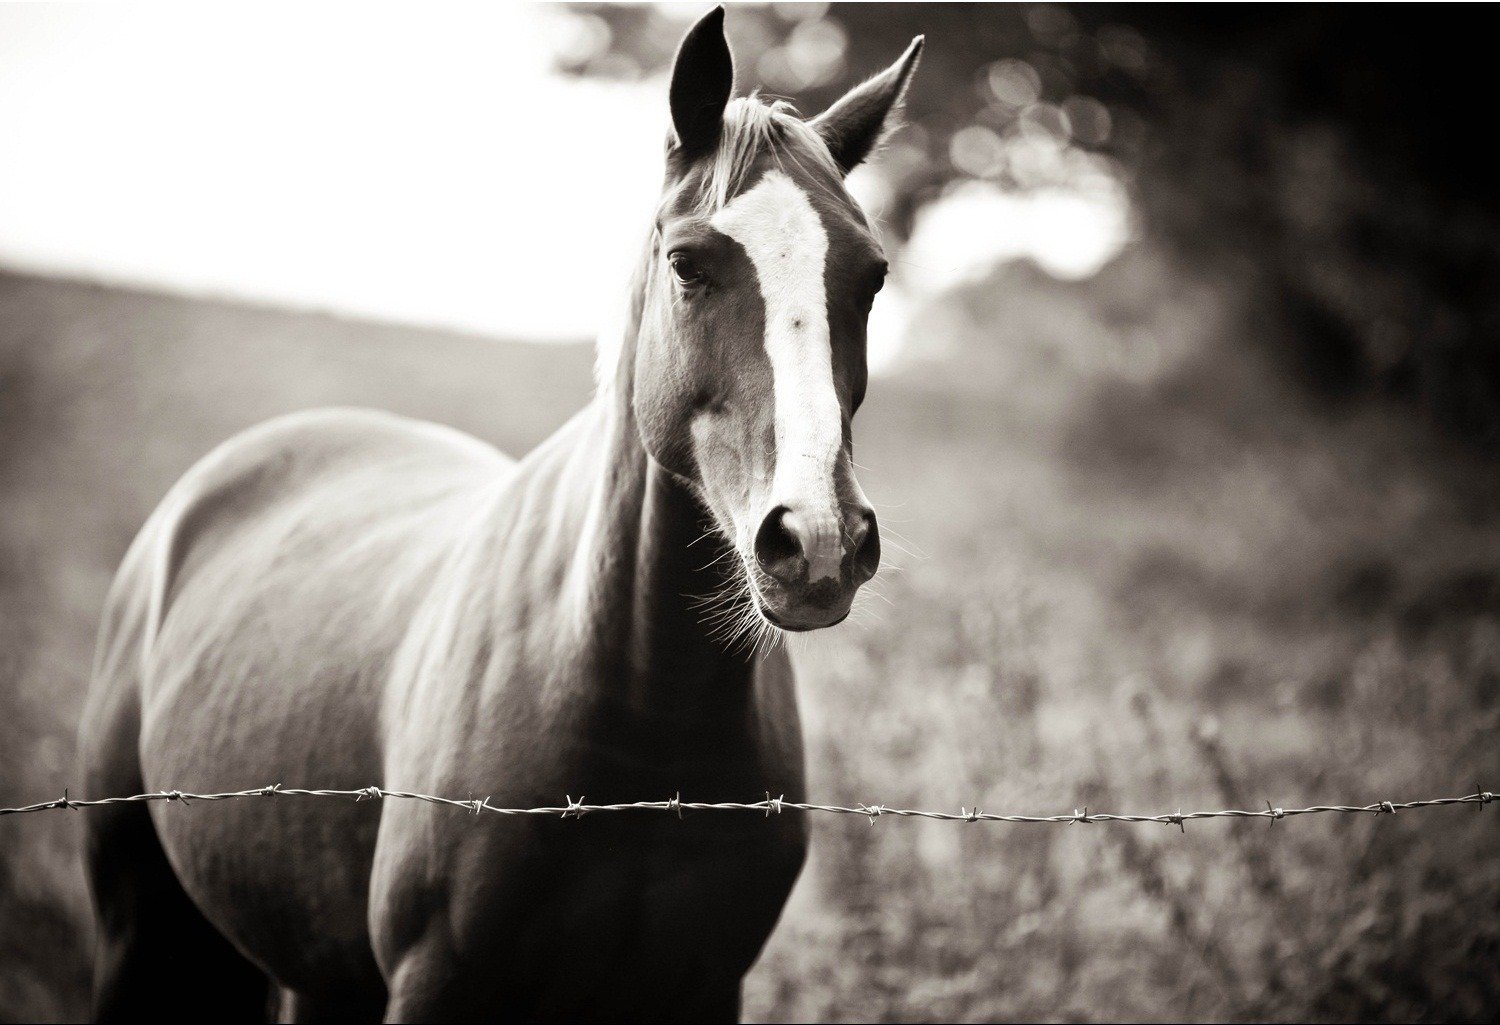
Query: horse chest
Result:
<box><xmin>372</xmin><ymin>531</ymin><xmax>810</xmax><ymax>1009</ymax></box>
<box><xmin>463</xmin><ymin>813</ymin><xmax>808</xmax><ymax>1011</ymax></box>
<box><xmin>558</xmin><ymin>817</ymin><xmax>801</xmax><ymax>935</ymax></box>
<box><xmin>463</xmin><ymin>712</ymin><xmax>808</xmax><ymax>970</ymax></box>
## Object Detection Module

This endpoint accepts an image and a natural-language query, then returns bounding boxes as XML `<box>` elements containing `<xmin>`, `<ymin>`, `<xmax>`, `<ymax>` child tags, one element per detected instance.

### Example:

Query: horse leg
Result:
<box><xmin>82</xmin><ymin>680</ymin><xmax>270</xmax><ymax>1021</ymax></box>
<box><xmin>381</xmin><ymin>942</ymin><xmax>743</xmax><ymax>1024</ymax></box>
<box><xmin>678</xmin><ymin>979</ymin><xmax>741</xmax><ymax>1024</ymax></box>
<box><xmin>380</xmin><ymin>941</ymin><xmax>466</xmax><ymax>1023</ymax></box>
<box><xmin>84</xmin><ymin>798</ymin><xmax>272</xmax><ymax>1021</ymax></box>
<box><xmin>276</xmin><ymin>985</ymin><xmax>388</xmax><ymax>1024</ymax></box>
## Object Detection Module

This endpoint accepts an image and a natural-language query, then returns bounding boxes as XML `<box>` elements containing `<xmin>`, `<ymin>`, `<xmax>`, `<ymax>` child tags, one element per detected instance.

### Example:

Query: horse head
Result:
<box><xmin>628</xmin><ymin>7</ymin><xmax>922</xmax><ymax>634</ymax></box>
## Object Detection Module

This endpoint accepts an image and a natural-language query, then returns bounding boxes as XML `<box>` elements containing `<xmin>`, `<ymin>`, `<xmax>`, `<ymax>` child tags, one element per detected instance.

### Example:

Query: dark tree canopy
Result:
<box><xmin>556</xmin><ymin>3</ymin><xmax>1500</xmax><ymax>442</ymax></box>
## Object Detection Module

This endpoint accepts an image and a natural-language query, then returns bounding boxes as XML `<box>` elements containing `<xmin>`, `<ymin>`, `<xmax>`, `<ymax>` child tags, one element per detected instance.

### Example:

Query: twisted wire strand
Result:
<box><xmin>2</xmin><ymin>784</ymin><xmax>1493</xmax><ymax>828</ymax></box>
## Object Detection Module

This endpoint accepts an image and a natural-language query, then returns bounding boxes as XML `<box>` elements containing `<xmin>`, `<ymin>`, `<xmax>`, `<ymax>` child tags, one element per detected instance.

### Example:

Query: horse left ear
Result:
<box><xmin>811</xmin><ymin>36</ymin><xmax>924</xmax><ymax>175</ymax></box>
<box><xmin>669</xmin><ymin>6</ymin><xmax>735</xmax><ymax>157</ymax></box>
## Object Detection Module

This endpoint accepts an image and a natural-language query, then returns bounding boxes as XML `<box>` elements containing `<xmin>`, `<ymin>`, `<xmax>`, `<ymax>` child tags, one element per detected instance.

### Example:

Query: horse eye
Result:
<box><xmin>669</xmin><ymin>253</ymin><xmax>705</xmax><ymax>286</ymax></box>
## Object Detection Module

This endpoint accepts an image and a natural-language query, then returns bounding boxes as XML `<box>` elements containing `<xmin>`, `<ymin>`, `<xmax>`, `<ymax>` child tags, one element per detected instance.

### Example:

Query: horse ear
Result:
<box><xmin>811</xmin><ymin>36</ymin><xmax>924</xmax><ymax>175</ymax></box>
<box><xmin>669</xmin><ymin>6</ymin><xmax>734</xmax><ymax>156</ymax></box>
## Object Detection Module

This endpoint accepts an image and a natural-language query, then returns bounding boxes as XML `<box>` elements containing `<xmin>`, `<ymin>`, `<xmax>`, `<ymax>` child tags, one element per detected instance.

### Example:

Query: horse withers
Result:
<box><xmin>78</xmin><ymin>8</ymin><xmax>921</xmax><ymax>1021</ymax></box>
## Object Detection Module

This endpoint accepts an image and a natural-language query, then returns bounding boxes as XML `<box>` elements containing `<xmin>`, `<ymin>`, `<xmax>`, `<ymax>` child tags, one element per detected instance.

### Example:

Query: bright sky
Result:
<box><xmin>0</xmin><ymin>2</ymin><xmax>1129</xmax><ymax>363</ymax></box>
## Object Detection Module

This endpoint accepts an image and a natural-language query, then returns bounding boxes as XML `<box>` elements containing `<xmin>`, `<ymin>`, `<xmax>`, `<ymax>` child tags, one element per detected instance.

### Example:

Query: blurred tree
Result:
<box><xmin>1112</xmin><ymin>6</ymin><xmax>1500</xmax><ymax>443</ymax></box>
<box><xmin>551</xmin><ymin>3</ymin><xmax>1500</xmax><ymax>442</ymax></box>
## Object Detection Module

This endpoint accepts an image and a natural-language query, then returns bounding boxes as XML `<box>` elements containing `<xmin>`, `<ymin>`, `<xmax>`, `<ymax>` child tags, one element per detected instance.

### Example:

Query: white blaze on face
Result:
<box><xmin>711</xmin><ymin>169</ymin><xmax>843</xmax><ymax>582</ymax></box>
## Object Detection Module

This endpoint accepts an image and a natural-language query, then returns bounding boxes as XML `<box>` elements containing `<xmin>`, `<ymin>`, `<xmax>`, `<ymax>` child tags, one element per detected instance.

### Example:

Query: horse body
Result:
<box><xmin>79</xmin><ymin>9</ymin><xmax>920</xmax><ymax>1021</ymax></box>
<box><xmin>85</xmin><ymin>399</ymin><xmax>807</xmax><ymax>1018</ymax></box>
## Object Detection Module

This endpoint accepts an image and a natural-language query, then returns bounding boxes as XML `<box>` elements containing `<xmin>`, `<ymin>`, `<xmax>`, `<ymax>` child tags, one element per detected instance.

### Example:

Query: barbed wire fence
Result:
<box><xmin>1</xmin><ymin>783</ymin><xmax>1494</xmax><ymax>829</ymax></box>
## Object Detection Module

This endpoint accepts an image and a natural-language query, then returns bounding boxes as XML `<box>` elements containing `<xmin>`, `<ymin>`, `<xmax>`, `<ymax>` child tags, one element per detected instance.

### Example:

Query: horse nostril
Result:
<box><xmin>754</xmin><ymin>505</ymin><xmax>804</xmax><ymax>581</ymax></box>
<box><xmin>849</xmin><ymin>508</ymin><xmax>880</xmax><ymax>583</ymax></box>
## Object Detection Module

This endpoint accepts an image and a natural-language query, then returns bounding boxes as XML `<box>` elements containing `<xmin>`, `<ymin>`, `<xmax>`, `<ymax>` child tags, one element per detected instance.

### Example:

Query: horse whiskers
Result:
<box><xmin>709</xmin><ymin>601</ymin><xmax>772</xmax><ymax>658</ymax></box>
<box><xmin>692</xmin><ymin>546</ymin><xmax>740</xmax><ymax>575</ymax></box>
<box><xmin>685</xmin><ymin>552</ymin><xmax>779</xmax><ymax>658</ymax></box>
<box><xmin>881</xmin><ymin>537</ymin><xmax>918</xmax><ymax>560</ymax></box>
<box><xmin>746</xmin><ymin>609</ymin><xmax>784</xmax><ymax>659</ymax></box>
<box><xmin>878</xmin><ymin>524</ymin><xmax>926</xmax><ymax>558</ymax></box>
<box><xmin>688</xmin><ymin>585</ymin><xmax>747</xmax><ymax>617</ymax></box>
<box><xmin>722</xmin><ymin>587</ymin><xmax>777</xmax><ymax>653</ymax></box>
<box><xmin>846</xmin><ymin>591</ymin><xmax>885</xmax><ymax>627</ymax></box>
<box><xmin>684</xmin><ymin>526</ymin><xmax>719</xmax><ymax>549</ymax></box>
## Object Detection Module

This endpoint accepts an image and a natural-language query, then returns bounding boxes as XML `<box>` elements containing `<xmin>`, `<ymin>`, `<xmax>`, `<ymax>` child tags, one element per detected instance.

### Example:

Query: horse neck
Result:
<box><xmin>573</xmin><ymin>282</ymin><xmax>757</xmax><ymax>711</ymax></box>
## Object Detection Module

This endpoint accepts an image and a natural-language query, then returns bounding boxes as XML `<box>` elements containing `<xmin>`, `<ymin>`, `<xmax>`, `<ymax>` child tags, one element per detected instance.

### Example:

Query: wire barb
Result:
<box><xmin>3</xmin><ymin>785</ymin><xmax>1495</xmax><ymax>827</ymax></box>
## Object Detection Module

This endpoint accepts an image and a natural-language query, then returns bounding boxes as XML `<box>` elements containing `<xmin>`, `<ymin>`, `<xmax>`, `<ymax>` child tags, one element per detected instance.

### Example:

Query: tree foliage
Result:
<box><xmin>556</xmin><ymin>3</ymin><xmax>1500</xmax><ymax>441</ymax></box>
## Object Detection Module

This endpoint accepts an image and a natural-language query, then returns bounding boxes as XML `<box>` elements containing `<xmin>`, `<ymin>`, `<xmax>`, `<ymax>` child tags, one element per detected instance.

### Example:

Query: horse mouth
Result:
<box><xmin>757</xmin><ymin>601</ymin><xmax>851</xmax><ymax>633</ymax></box>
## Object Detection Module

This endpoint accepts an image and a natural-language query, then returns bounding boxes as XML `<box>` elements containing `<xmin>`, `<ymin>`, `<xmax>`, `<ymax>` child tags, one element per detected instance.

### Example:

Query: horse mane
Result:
<box><xmin>594</xmin><ymin>96</ymin><xmax>845</xmax><ymax>393</ymax></box>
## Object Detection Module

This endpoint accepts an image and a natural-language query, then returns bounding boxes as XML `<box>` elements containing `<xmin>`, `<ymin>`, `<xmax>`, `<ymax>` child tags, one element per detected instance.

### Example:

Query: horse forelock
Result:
<box><xmin>691</xmin><ymin>97</ymin><xmax>844</xmax><ymax>215</ymax></box>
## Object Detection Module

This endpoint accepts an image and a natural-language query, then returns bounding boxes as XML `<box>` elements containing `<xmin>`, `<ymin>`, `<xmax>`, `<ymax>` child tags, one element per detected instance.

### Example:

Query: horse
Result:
<box><xmin>77</xmin><ymin>8</ymin><xmax>921</xmax><ymax>1021</ymax></box>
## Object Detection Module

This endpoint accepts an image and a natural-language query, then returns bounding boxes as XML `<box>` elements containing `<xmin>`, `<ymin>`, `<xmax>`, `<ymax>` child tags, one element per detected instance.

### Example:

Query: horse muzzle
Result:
<box><xmin>749</xmin><ymin>501</ymin><xmax>879</xmax><ymax>630</ymax></box>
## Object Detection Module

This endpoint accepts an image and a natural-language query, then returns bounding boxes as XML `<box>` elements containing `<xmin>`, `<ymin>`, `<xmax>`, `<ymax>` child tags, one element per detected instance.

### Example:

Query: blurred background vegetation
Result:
<box><xmin>3</xmin><ymin>3</ymin><xmax>1499</xmax><ymax>1022</ymax></box>
<box><xmin>562</xmin><ymin>2</ymin><xmax>1500</xmax><ymax>440</ymax></box>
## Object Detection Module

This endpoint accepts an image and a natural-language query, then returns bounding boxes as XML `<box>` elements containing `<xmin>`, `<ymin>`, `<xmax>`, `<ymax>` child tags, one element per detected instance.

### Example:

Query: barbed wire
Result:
<box><xmin>1</xmin><ymin>783</ymin><xmax>1494</xmax><ymax>830</ymax></box>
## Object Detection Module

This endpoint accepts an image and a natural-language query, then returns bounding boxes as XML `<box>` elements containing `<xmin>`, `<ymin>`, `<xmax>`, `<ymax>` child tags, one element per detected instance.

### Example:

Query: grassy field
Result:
<box><xmin>2</xmin><ymin>254</ymin><xmax>1497</xmax><ymax>1022</ymax></box>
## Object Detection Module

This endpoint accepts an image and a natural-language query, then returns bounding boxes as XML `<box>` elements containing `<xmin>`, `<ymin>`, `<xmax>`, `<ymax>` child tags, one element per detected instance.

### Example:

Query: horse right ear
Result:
<box><xmin>669</xmin><ymin>6</ymin><xmax>734</xmax><ymax>156</ymax></box>
<box><xmin>811</xmin><ymin>36</ymin><xmax>924</xmax><ymax>175</ymax></box>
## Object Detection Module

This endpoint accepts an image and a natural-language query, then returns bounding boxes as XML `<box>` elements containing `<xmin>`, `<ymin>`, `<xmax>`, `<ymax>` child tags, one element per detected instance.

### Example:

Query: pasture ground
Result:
<box><xmin>2</xmin><ymin>254</ymin><xmax>1497</xmax><ymax>1022</ymax></box>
